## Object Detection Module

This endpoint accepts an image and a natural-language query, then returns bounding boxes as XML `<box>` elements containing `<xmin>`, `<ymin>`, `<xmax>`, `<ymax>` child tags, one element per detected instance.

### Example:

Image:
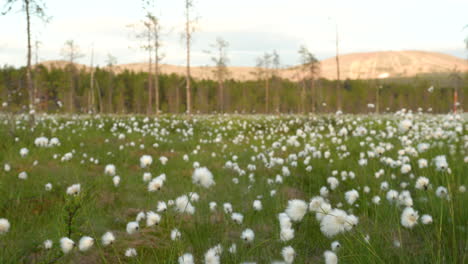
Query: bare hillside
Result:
<box><xmin>39</xmin><ymin>50</ymin><xmax>468</xmax><ymax>81</ymax></box>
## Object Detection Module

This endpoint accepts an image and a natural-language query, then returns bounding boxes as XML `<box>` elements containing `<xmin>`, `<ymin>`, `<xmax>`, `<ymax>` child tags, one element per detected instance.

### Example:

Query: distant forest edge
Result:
<box><xmin>0</xmin><ymin>64</ymin><xmax>466</xmax><ymax>114</ymax></box>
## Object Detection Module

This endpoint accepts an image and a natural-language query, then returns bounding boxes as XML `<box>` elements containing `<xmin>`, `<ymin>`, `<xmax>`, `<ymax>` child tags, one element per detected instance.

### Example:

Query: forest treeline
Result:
<box><xmin>0</xmin><ymin>64</ymin><xmax>466</xmax><ymax>114</ymax></box>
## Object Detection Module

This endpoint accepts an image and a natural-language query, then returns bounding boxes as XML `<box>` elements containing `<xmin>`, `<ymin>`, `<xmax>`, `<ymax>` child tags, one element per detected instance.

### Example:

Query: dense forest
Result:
<box><xmin>0</xmin><ymin>64</ymin><xmax>466</xmax><ymax>114</ymax></box>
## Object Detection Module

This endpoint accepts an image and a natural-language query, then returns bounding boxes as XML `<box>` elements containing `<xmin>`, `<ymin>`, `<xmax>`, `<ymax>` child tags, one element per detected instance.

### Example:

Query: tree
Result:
<box><xmin>334</xmin><ymin>23</ymin><xmax>342</xmax><ymax>110</ymax></box>
<box><xmin>1</xmin><ymin>0</ymin><xmax>49</xmax><ymax>116</ymax></box>
<box><xmin>184</xmin><ymin>0</ymin><xmax>196</xmax><ymax>114</ymax></box>
<box><xmin>105</xmin><ymin>54</ymin><xmax>118</xmax><ymax>113</ymax></box>
<box><xmin>88</xmin><ymin>44</ymin><xmax>95</xmax><ymax>113</ymax></box>
<box><xmin>210</xmin><ymin>37</ymin><xmax>229</xmax><ymax>112</ymax></box>
<box><xmin>60</xmin><ymin>40</ymin><xmax>84</xmax><ymax>113</ymax></box>
<box><xmin>148</xmin><ymin>13</ymin><xmax>163</xmax><ymax>115</ymax></box>
<box><xmin>255</xmin><ymin>53</ymin><xmax>273</xmax><ymax>113</ymax></box>
<box><xmin>140</xmin><ymin>0</ymin><xmax>164</xmax><ymax>115</ymax></box>
<box><xmin>271</xmin><ymin>50</ymin><xmax>281</xmax><ymax>113</ymax></box>
<box><xmin>298</xmin><ymin>45</ymin><xmax>320</xmax><ymax>113</ymax></box>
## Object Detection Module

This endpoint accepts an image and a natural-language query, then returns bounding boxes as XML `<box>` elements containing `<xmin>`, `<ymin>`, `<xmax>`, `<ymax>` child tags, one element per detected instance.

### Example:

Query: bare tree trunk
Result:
<box><xmin>25</xmin><ymin>0</ymin><xmax>34</xmax><ymax>120</ymax></box>
<box><xmin>89</xmin><ymin>46</ymin><xmax>95</xmax><ymax>113</ymax></box>
<box><xmin>218</xmin><ymin>80</ymin><xmax>224</xmax><ymax>113</ymax></box>
<box><xmin>335</xmin><ymin>24</ymin><xmax>342</xmax><ymax>111</ymax></box>
<box><xmin>33</xmin><ymin>40</ymin><xmax>39</xmax><ymax>111</ymax></box>
<box><xmin>108</xmin><ymin>72</ymin><xmax>113</xmax><ymax>113</ymax></box>
<box><xmin>147</xmin><ymin>40</ymin><xmax>153</xmax><ymax>115</ymax></box>
<box><xmin>265</xmin><ymin>78</ymin><xmax>269</xmax><ymax>113</ymax></box>
<box><xmin>176</xmin><ymin>83</ymin><xmax>180</xmax><ymax>113</ymax></box>
<box><xmin>154</xmin><ymin>45</ymin><xmax>160</xmax><ymax>115</ymax></box>
<box><xmin>69</xmin><ymin>70</ymin><xmax>74</xmax><ymax>113</ymax></box>
<box><xmin>96</xmin><ymin>80</ymin><xmax>103</xmax><ymax>113</ymax></box>
<box><xmin>310</xmin><ymin>78</ymin><xmax>317</xmax><ymax>113</ymax></box>
<box><xmin>301</xmin><ymin>80</ymin><xmax>306</xmax><ymax>114</ymax></box>
<box><xmin>185</xmin><ymin>0</ymin><xmax>192</xmax><ymax>114</ymax></box>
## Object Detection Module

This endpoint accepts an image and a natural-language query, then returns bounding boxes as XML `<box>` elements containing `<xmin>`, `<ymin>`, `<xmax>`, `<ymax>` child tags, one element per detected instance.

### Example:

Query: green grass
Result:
<box><xmin>0</xmin><ymin>113</ymin><xmax>466</xmax><ymax>263</ymax></box>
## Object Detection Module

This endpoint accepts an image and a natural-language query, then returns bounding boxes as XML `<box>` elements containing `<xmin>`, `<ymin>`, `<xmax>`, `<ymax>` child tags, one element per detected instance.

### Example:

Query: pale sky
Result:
<box><xmin>0</xmin><ymin>0</ymin><xmax>467</xmax><ymax>67</ymax></box>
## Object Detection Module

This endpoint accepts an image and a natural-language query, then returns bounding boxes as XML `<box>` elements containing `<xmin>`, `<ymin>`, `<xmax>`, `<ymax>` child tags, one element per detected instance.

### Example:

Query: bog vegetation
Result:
<box><xmin>0</xmin><ymin>113</ymin><xmax>466</xmax><ymax>263</ymax></box>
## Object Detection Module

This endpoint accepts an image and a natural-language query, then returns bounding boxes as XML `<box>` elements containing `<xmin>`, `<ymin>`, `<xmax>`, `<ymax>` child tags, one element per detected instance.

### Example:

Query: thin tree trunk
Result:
<box><xmin>335</xmin><ymin>24</ymin><xmax>342</xmax><ymax>111</ymax></box>
<box><xmin>108</xmin><ymin>71</ymin><xmax>113</xmax><ymax>113</ymax></box>
<box><xmin>310</xmin><ymin>78</ymin><xmax>316</xmax><ymax>113</ymax></box>
<box><xmin>69</xmin><ymin>69</ymin><xmax>74</xmax><ymax>113</ymax></box>
<box><xmin>96</xmin><ymin>80</ymin><xmax>103</xmax><ymax>113</ymax></box>
<box><xmin>89</xmin><ymin>46</ymin><xmax>95</xmax><ymax>113</ymax></box>
<box><xmin>154</xmin><ymin>44</ymin><xmax>160</xmax><ymax>115</ymax></box>
<box><xmin>147</xmin><ymin>37</ymin><xmax>153</xmax><ymax>115</ymax></box>
<box><xmin>25</xmin><ymin>0</ymin><xmax>34</xmax><ymax>119</ymax></box>
<box><xmin>185</xmin><ymin>0</ymin><xmax>192</xmax><ymax>114</ymax></box>
<box><xmin>265</xmin><ymin>78</ymin><xmax>269</xmax><ymax>113</ymax></box>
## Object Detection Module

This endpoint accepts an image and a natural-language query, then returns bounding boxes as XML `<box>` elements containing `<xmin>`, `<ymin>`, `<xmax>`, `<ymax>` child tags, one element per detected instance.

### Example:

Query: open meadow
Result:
<box><xmin>0</xmin><ymin>112</ymin><xmax>467</xmax><ymax>263</ymax></box>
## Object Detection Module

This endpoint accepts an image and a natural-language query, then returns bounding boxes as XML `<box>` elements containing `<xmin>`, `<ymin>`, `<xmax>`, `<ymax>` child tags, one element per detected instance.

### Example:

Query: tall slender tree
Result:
<box><xmin>298</xmin><ymin>46</ymin><xmax>320</xmax><ymax>113</ymax></box>
<box><xmin>334</xmin><ymin>23</ymin><xmax>342</xmax><ymax>110</ymax></box>
<box><xmin>106</xmin><ymin>54</ymin><xmax>117</xmax><ymax>113</ymax></box>
<box><xmin>210</xmin><ymin>37</ymin><xmax>229</xmax><ymax>113</ymax></box>
<box><xmin>271</xmin><ymin>50</ymin><xmax>281</xmax><ymax>113</ymax></box>
<box><xmin>184</xmin><ymin>0</ymin><xmax>196</xmax><ymax>114</ymax></box>
<box><xmin>60</xmin><ymin>40</ymin><xmax>84</xmax><ymax>113</ymax></box>
<box><xmin>1</xmin><ymin>0</ymin><xmax>49</xmax><ymax>116</ymax></box>
<box><xmin>141</xmin><ymin>0</ymin><xmax>164</xmax><ymax>115</ymax></box>
<box><xmin>256</xmin><ymin>53</ymin><xmax>272</xmax><ymax>113</ymax></box>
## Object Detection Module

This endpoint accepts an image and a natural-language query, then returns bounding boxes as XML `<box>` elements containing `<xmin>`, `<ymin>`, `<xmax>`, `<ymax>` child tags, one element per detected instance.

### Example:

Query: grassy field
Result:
<box><xmin>0</xmin><ymin>113</ymin><xmax>466</xmax><ymax>263</ymax></box>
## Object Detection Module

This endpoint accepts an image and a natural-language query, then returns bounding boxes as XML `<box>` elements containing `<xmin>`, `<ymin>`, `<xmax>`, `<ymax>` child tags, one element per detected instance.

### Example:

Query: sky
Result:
<box><xmin>0</xmin><ymin>0</ymin><xmax>467</xmax><ymax>67</ymax></box>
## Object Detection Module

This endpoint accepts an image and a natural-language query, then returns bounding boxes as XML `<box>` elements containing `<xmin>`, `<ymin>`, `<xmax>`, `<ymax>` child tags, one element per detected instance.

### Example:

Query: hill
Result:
<box><xmin>39</xmin><ymin>50</ymin><xmax>468</xmax><ymax>81</ymax></box>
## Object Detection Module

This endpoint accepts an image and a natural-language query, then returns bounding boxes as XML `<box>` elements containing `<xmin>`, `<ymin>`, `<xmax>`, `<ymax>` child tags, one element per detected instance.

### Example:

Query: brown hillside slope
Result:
<box><xmin>39</xmin><ymin>50</ymin><xmax>468</xmax><ymax>81</ymax></box>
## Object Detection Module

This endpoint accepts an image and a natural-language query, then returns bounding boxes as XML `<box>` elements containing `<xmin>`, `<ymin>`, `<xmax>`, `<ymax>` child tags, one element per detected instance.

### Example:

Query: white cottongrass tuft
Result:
<box><xmin>20</xmin><ymin>147</ymin><xmax>29</xmax><ymax>157</ymax></box>
<box><xmin>148</xmin><ymin>176</ymin><xmax>165</xmax><ymax>192</ymax></box>
<box><xmin>45</xmin><ymin>183</ymin><xmax>53</xmax><ymax>191</ymax></box>
<box><xmin>140</xmin><ymin>155</ymin><xmax>153</xmax><ymax>168</ymax></box>
<box><xmin>18</xmin><ymin>171</ymin><xmax>28</xmax><ymax>180</ymax></box>
<box><xmin>285</xmin><ymin>199</ymin><xmax>308</xmax><ymax>222</ymax></box>
<box><xmin>101</xmin><ymin>231</ymin><xmax>115</xmax><ymax>246</ymax></box>
<box><xmin>421</xmin><ymin>214</ymin><xmax>433</xmax><ymax>224</ymax></box>
<box><xmin>104</xmin><ymin>164</ymin><xmax>116</xmax><ymax>176</ymax></box>
<box><xmin>78</xmin><ymin>236</ymin><xmax>94</xmax><ymax>251</ymax></box>
<box><xmin>125</xmin><ymin>248</ymin><xmax>137</xmax><ymax>257</ymax></box>
<box><xmin>0</xmin><ymin>218</ymin><xmax>11</xmax><ymax>234</ymax></box>
<box><xmin>241</xmin><ymin>228</ymin><xmax>255</xmax><ymax>243</ymax></box>
<box><xmin>126</xmin><ymin>221</ymin><xmax>139</xmax><ymax>234</ymax></box>
<box><xmin>175</xmin><ymin>195</ymin><xmax>195</xmax><ymax>214</ymax></box>
<box><xmin>320</xmin><ymin>209</ymin><xmax>348</xmax><ymax>237</ymax></box>
<box><xmin>253</xmin><ymin>200</ymin><xmax>263</xmax><ymax>211</ymax></box>
<box><xmin>157</xmin><ymin>201</ymin><xmax>167</xmax><ymax>212</ymax></box>
<box><xmin>401</xmin><ymin>207</ymin><xmax>419</xmax><ymax>228</ymax></box>
<box><xmin>43</xmin><ymin>239</ymin><xmax>53</xmax><ymax>249</ymax></box>
<box><xmin>223</xmin><ymin>203</ymin><xmax>233</xmax><ymax>214</ymax></box>
<box><xmin>60</xmin><ymin>237</ymin><xmax>75</xmax><ymax>254</ymax></box>
<box><xmin>178</xmin><ymin>253</ymin><xmax>194</xmax><ymax>264</ymax></box>
<box><xmin>324</xmin><ymin>250</ymin><xmax>338</xmax><ymax>264</ymax></box>
<box><xmin>415</xmin><ymin>177</ymin><xmax>430</xmax><ymax>190</ymax></box>
<box><xmin>192</xmin><ymin>167</ymin><xmax>215</xmax><ymax>188</ymax></box>
<box><xmin>331</xmin><ymin>241</ymin><xmax>341</xmax><ymax>251</ymax></box>
<box><xmin>231</xmin><ymin>212</ymin><xmax>244</xmax><ymax>224</ymax></box>
<box><xmin>146</xmin><ymin>211</ymin><xmax>161</xmax><ymax>227</ymax></box>
<box><xmin>345</xmin><ymin>189</ymin><xmax>359</xmax><ymax>205</ymax></box>
<box><xmin>113</xmin><ymin>176</ymin><xmax>120</xmax><ymax>187</ymax></box>
<box><xmin>281</xmin><ymin>246</ymin><xmax>295</xmax><ymax>264</ymax></box>
<box><xmin>204</xmin><ymin>244</ymin><xmax>222</xmax><ymax>264</ymax></box>
<box><xmin>66</xmin><ymin>183</ymin><xmax>81</xmax><ymax>196</ymax></box>
<box><xmin>435</xmin><ymin>186</ymin><xmax>449</xmax><ymax>199</ymax></box>
<box><xmin>171</xmin><ymin>228</ymin><xmax>181</xmax><ymax>241</ymax></box>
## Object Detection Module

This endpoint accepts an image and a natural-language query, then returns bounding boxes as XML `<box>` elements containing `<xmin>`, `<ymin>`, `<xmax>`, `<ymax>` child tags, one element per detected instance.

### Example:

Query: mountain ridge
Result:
<box><xmin>39</xmin><ymin>50</ymin><xmax>468</xmax><ymax>81</ymax></box>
